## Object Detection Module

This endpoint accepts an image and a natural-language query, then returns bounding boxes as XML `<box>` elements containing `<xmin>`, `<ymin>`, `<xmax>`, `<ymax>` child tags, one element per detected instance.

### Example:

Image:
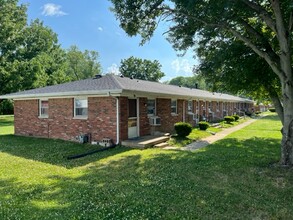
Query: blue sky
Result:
<box><xmin>19</xmin><ymin>0</ymin><xmax>198</xmax><ymax>81</ymax></box>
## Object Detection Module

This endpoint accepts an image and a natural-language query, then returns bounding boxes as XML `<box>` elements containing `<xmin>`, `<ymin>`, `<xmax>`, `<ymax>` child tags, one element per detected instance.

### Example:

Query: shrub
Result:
<box><xmin>0</xmin><ymin>100</ymin><xmax>14</xmax><ymax>115</ymax></box>
<box><xmin>245</xmin><ymin>111</ymin><xmax>252</xmax><ymax>117</ymax></box>
<box><xmin>224</xmin><ymin>116</ymin><xmax>235</xmax><ymax>124</ymax></box>
<box><xmin>269</xmin><ymin>108</ymin><xmax>276</xmax><ymax>112</ymax></box>
<box><xmin>198</xmin><ymin>121</ymin><xmax>210</xmax><ymax>130</ymax></box>
<box><xmin>174</xmin><ymin>122</ymin><xmax>192</xmax><ymax>137</ymax></box>
<box><xmin>232</xmin><ymin>114</ymin><xmax>240</xmax><ymax>121</ymax></box>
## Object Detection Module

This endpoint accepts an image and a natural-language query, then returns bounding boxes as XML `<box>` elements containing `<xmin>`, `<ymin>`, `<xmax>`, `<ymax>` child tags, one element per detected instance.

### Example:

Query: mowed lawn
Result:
<box><xmin>0</xmin><ymin>115</ymin><xmax>293</xmax><ymax>219</ymax></box>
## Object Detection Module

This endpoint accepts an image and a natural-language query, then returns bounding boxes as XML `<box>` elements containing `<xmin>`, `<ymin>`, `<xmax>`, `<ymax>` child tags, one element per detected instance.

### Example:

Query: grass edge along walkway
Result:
<box><xmin>165</xmin><ymin>118</ymin><xmax>257</xmax><ymax>151</ymax></box>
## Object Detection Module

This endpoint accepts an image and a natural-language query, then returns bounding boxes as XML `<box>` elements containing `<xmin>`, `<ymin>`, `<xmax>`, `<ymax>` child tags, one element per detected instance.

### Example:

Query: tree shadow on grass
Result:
<box><xmin>0</xmin><ymin>134</ymin><xmax>132</xmax><ymax>168</ymax></box>
<box><xmin>1</xmin><ymin>136</ymin><xmax>293</xmax><ymax>219</ymax></box>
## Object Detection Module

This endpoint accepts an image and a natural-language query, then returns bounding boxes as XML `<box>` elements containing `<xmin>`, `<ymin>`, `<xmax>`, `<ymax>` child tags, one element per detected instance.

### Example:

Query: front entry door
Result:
<box><xmin>128</xmin><ymin>99</ymin><xmax>138</xmax><ymax>139</ymax></box>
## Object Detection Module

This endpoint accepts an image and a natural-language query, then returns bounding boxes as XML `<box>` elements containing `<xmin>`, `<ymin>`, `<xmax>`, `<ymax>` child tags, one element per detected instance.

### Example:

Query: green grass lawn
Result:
<box><xmin>0</xmin><ymin>114</ymin><xmax>293</xmax><ymax>219</ymax></box>
<box><xmin>169</xmin><ymin>117</ymin><xmax>247</xmax><ymax>147</ymax></box>
<box><xmin>0</xmin><ymin>115</ymin><xmax>14</xmax><ymax>135</ymax></box>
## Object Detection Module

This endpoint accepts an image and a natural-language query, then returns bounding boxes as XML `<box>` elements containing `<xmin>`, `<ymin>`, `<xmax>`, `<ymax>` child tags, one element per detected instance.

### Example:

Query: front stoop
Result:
<box><xmin>138</xmin><ymin>136</ymin><xmax>169</xmax><ymax>148</ymax></box>
<box><xmin>122</xmin><ymin>136</ymin><xmax>170</xmax><ymax>149</ymax></box>
<box><xmin>154</xmin><ymin>142</ymin><xmax>169</xmax><ymax>148</ymax></box>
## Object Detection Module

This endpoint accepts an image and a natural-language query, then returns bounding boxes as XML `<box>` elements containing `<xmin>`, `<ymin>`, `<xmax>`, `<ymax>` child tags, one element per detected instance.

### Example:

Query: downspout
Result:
<box><xmin>116</xmin><ymin>97</ymin><xmax>120</xmax><ymax>145</ymax></box>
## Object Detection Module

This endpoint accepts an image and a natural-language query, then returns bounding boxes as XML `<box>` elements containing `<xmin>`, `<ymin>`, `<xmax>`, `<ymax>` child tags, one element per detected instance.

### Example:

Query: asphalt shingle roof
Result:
<box><xmin>0</xmin><ymin>74</ymin><xmax>253</xmax><ymax>102</ymax></box>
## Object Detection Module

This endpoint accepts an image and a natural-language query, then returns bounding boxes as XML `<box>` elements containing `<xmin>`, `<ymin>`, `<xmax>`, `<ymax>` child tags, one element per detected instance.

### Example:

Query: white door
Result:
<box><xmin>128</xmin><ymin>99</ymin><xmax>138</xmax><ymax>139</ymax></box>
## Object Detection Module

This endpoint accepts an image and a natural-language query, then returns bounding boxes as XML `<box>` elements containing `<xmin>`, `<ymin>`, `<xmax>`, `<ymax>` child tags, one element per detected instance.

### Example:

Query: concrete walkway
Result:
<box><xmin>164</xmin><ymin>118</ymin><xmax>257</xmax><ymax>152</ymax></box>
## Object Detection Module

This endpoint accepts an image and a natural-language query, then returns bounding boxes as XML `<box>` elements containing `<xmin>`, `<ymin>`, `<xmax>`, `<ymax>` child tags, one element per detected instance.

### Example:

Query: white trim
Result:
<box><xmin>1</xmin><ymin>89</ymin><xmax>123</xmax><ymax>100</ymax></box>
<box><xmin>39</xmin><ymin>99</ymin><xmax>49</xmax><ymax>118</ymax></box>
<box><xmin>116</xmin><ymin>97</ymin><xmax>120</xmax><ymax>145</ymax></box>
<box><xmin>137</xmin><ymin>98</ymin><xmax>140</xmax><ymax>137</ymax></box>
<box><xmin>74</xmin><ymin>97</ymin><xmax>88</xmax><ymax>118</ymax></box>
<box><xmin>171</xmin><ymin>99</ymin><xmax>177</xmax><ymax>114</ymax></box>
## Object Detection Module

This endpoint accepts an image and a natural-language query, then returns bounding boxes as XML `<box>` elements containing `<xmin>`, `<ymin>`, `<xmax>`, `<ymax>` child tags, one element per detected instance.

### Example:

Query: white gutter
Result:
<box><xmin>0</xmin><ymin>89</ymin><xmax>123</xmax><ymax>100</ymax></box>
<box><xmin>116</xmin><ymin>97</ymin><xmax>120</xmax><ymax>145</ymax></box>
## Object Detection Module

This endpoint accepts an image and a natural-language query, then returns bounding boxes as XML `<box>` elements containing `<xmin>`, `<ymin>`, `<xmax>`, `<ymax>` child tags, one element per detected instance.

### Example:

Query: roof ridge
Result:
<box><xmin>108</xmin><ymin>74</ymin><xmax>124</xmax><ymax>89</ymax></box>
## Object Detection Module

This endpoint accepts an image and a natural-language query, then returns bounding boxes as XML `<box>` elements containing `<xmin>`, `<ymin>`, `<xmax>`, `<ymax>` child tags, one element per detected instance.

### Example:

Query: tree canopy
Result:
<box><xmin>65</xmin><ymin>45</ymin><xmax>102</xmax><ymax>81</ymax></box>
<box><xmin>167</xmin><ymin>75</ymin><xmax>208</xmax><ymax>90</ymax></box>
<box><xmin>110</xmin><ymin>0</ymin><xmax>293</xmax><ymax>166</ymax></box>
<box><xmin>0</xmin><ymin>0</ymin><xmax>102</xmax><ymax>96</ymax></box>
<box><xmin>119</xmin><ymin>56</ymin><xmax>165</xmax><ymax>81</ymax></box>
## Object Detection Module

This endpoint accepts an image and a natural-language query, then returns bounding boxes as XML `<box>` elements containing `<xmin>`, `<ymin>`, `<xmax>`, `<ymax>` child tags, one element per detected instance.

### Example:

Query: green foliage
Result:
<box><xmin>224</xmin><ymin>116</ymin><xmax>235</xmax><ymax>124</ymax></box>
<box><xmin>119</xmin><ymin>56</ymin><xmax>165</xmax><ymax>81</ymax></box>
<box><xmin>0</xmin><ymin>100</ymin><xmax>14</xmax><ymax>115</ymax></box>
<box><xmin>0</xmin><ymin>2</ymin><xmax>102</xmax><ymax>96</ymax></box>
<box><xmin>0</xmin><ymin>2</ymin><xmax>68</xmax><ymax>95</ymax></box>
<box><xmin>174</xmin><ymin>122</ymin><xmax>192</xmax><ymax>137</ymax></box>
<box><xmin>65</xmin><ymin>45</ymin><xmax>102</xmax><ymax>81</ymax></box>
<box><xmin>232</xmin><ymin>114</ymin><xmax>240</xmax><ymax>122</ymax></box>
<box><xmin>198</xmin><ymin>121</ymin><xmax>210</xmax><ymax>130</ymax></box>
<box><xmin>167</xmin><ymin>75</ymin><xmax>208</xmax><ymax>90</ymax></box>
<box><xmin>269</xmin><ymin>108</ymin><xmax>276</xmax><ymax>112</ymax></box>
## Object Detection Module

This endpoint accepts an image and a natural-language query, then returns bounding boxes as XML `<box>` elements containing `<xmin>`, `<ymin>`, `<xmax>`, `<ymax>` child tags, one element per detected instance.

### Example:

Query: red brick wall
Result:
<box><xmin>14</xmin><ymin>97</ymin><xmax>118</xmax><ymax>143</ymax></box>
<box><xmin>119</xmin><ymin>97</ymin><xmax>128</xmax><ymax>141</ymax></box>
<box><xmin>156</xmin><ymin>98</ymin><xmax>184</xmax><ymax>133</ymax></box>
<box><xmin>139</xmin><ymin>97</ymin><xmax>151</xmax><ymax>136</ymax></box>
<box><xmin>14</xmin><ymin>100</ymin><xmax>49</xmax><ymax>137</ymax></box>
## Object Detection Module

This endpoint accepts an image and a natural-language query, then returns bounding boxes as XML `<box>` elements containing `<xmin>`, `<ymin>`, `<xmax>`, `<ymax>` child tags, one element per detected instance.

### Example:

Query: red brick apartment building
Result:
<box><xmin>0</xmin><ymin>74</ymin><xmax>253</xmax><ymax>144</ymax></box>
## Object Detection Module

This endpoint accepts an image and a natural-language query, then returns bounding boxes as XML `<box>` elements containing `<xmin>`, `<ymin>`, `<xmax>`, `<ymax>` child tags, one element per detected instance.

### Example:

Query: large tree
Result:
<box><xmin>168</xmin><ymin>75</ymin><xmax>208</xmax><ymax>90</ymax></box>
<box><xmin>65</xmin><ymin>45</ymin><xmax>102</xmax><ymax>81</ymax></box>
<box><xmin>110</xmin><ymin>0</ymin><xmax>293</xmax><ymax>166</ymax></box>
<box><xmin>119</xmin><ymin>56</ymin><xmax>165</xmax><ymax>81</ymax></box>
<box><xmin>196</xmin><ymin>39</ymin><xmax>281</xmax><ymax>107</ymax></box>
<box><xmin>0</xmin><ymin>1</ymin><xmax>68</xmax><ymax>95</ymax></box>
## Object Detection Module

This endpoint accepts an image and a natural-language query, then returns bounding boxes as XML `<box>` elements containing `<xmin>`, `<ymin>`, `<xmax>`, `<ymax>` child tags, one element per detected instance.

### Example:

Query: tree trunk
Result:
<box><xmin>280</xmin><ymin>83</ymin><xmax>293</xmax><ymax>166</ymax></box>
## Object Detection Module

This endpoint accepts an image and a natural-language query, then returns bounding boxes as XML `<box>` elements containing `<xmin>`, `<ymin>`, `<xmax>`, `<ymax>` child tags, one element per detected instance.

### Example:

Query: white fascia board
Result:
<box><xmin>120</xmin><ymin>90</ymin><xmax>252</xmax><ymax>103</ymax></box>
<box><xmin>0</xmin><ymin>89</ymin><xmax>123</xmax><ymax>100</ymax></box>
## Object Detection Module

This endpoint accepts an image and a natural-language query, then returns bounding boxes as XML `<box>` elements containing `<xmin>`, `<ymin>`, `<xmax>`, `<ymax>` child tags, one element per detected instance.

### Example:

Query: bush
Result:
<box><xmin>245</xmin><ymin>111</ymin><xmax>252</xmax><ymax>117</ymax></box>
<box><xmin>232</xmin><ymin>114</ymin><xmax>240</xmax><ymax>121</ymax></box>
<box><xmin>224</xmin><ymin>116</ymin><xmax>235</xmax><ymax>124</ymax></box>
<box><xmin>174</xmin><ymin>122</ymin><xmax>192</xmax><ymax>137</ymax></box>
<box><xmin>269</xmin><ymin>108</ymin><xmax>276</xmax><ymax>112</ymax></box>
<box><xmin>198</xmin><ymin>121</ymin><xmax>210</xmax><ymax>130</ymax></box>
<box><xmin>0</xmin><ymin>100</ymin><xmax>14</xmax><ymax>115</ymax></box>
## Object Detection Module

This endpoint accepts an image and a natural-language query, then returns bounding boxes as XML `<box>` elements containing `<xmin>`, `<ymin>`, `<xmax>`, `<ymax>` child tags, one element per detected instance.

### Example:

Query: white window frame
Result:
<box><xmin>74</xmin><ymin>97</ymin><xmax>88</xmax><ymax>119</ymax></box>
<box><xmin>171</xmin><ymin>99</ymin><xmax>177</xmax><ymax>115</ymax></box>
<box><xmin>39</xmin><ymin>99</ymin><xmax>49</xmax><ymax>118</ymax></box>
<box><xmin>147</xmin><ymin>99</ymin><xmax>156</xmax><ymax>116</ymax></box>
<box><xmin>188</xmin><ymin>100</ymin><xmax>193</xmax><ymax>113</ymax></box>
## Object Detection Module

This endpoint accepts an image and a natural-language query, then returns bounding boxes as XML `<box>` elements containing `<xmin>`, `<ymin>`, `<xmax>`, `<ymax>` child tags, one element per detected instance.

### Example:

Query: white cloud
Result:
<box><xmin>98</xmin><ymin>27</ymin><xmax>103</xmax><ymax>31</ymax></box>
<box><xmin>107</xmin><ymin>63</ymin><xmax>120</xmax><ymax>75</ymax></box>
<box><xmin>171</xmin><ymin>58</ymin><xmax>193</xmax><ymax>75</ymax></box>
<box><xmin>42</xmin><ymin>3</ymin><xmax>68</xmax><ymax>16</ymax></box>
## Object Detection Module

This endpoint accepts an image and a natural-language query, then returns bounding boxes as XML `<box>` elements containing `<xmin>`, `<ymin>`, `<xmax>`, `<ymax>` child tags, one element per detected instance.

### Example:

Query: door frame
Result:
<box><xmin>127</xmin><ymin>98</ymin><xmax>140</xmax><ymax>139</ymax></box>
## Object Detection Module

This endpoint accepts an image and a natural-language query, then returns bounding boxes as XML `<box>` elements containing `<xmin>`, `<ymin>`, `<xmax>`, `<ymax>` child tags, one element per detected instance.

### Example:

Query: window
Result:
<box><xmin>188</xmin><ymin>100</ymin><xmax>193</xmax><ymax>113</ymax></box>
<box><xmin>171</xmin><ymin>99</ymin><xmax>177</xmax><ymax>114</ymax></box>
<box><xmin>147</xmin><ymin>99</ymin><xmax>156</xmax><ymax>116</ymax></box>
<box><xmin>74</xmin><ymin>97</ymin><xmax>88</xmax><ymax>118</ymax></box>
<box><xmin>128</xmin><ymin>99</ymin><xmax>137</xmax><ymax>118</ymax></box>
<box><xmin>39</xmin><ymin>100</ymin><xmax>48</xmax><ymax>118</ymax></box>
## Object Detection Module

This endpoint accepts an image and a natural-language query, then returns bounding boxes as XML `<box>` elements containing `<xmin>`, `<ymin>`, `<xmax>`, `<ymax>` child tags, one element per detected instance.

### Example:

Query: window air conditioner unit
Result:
<box><xmin>149</xmin><ymin>116</ymin><xmax>161</xmax><ymax>125</ymax></box>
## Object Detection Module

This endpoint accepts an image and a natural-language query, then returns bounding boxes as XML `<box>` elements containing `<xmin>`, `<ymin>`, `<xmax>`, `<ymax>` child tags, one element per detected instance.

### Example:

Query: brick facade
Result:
<box><xmin>14</xmin><ymin>95</ymin><xmax>253</xmax><ymax>143</ymax></box>
<box><xmin>14</xmin><ymin>97</ymin><xmax>118</xmax><ymax>143</ymax></box>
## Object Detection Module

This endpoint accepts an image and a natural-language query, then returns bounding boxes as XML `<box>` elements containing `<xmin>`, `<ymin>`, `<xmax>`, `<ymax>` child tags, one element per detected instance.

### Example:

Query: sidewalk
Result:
<box><xmin>164</xmin><ymin>118</ymin><xmax>257</xmax><ymax>152</ymax></box>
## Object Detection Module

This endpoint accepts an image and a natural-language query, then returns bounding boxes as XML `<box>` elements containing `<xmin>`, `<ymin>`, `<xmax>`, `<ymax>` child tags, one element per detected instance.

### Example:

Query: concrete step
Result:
<box><xmin>138</xmin><ymin>136</ymin><xmax>170</xmax><ymax>148</ymax></box>
<box><xmin>154</xmin><ymin>142</ymin><xmax>169</xmax><ymax>148</ymax></box>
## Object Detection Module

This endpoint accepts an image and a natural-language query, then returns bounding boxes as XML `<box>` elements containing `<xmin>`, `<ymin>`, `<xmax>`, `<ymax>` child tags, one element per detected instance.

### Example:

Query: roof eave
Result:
<box><xmin>0</xmin><ymin>89</ymin><xmax>123</xmax><ymax>100</ymax></box>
